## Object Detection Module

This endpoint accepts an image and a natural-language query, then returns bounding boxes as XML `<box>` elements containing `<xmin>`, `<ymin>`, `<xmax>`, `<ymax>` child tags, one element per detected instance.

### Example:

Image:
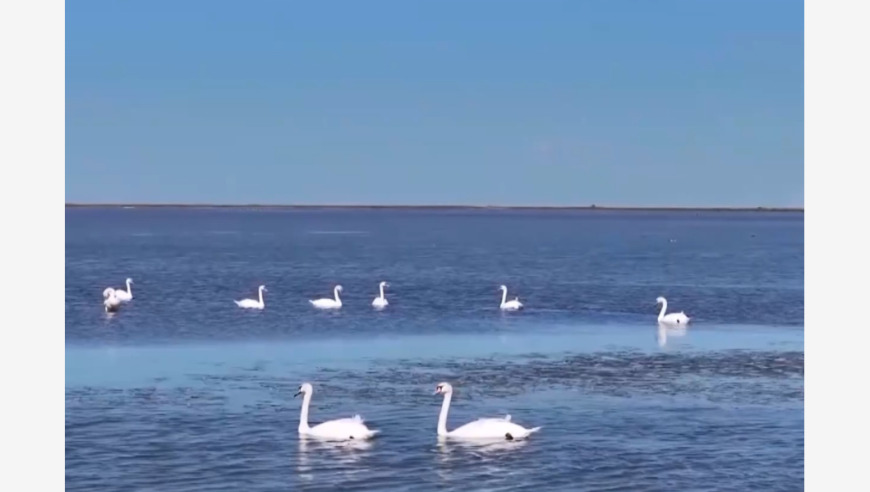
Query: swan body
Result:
<box><xmin>499</xmin><ymin>285</ymin><xmax>523</xmax><ymax>311</ymax></box>
<box><xmin>434</xmin><ymin>382</ymin><xmax>540</xmax><ymax>441</ymax></box>
<box><xmin>235</xmin><ymin>285</ymin><xmax>266</xmax><ymax>309</ymax></box>
<box><xmin>112</xmin><ymin>278</ymin><xmax>133</xmax><ymax>302</ymax></box>
<box><xmin>372</xmin><ymin>281</ymin><xmax>389</xmax><ymax>309</ymax></box>
<box><xmin>294</xmin><ymin>383</ymin><xmax>379</xmax><ymax>441</ymax></box>
<box><xmin>310</xmin><ymin>285</ymin><xmax>343</xmax><ymax>309</ymax></box>
<box><xmin>103</xmin><ymin>289</ymin><xmax>122</xmax><ymax>312</ymax></box>
<box><xmin>656</xmin><ymin>296</ymin><xmax>690</xmax><ymax>325</ymax></box>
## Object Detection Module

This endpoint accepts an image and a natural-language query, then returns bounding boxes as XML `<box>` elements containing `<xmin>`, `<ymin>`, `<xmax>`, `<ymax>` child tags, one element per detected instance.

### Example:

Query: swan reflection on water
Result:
<box><xmin>657</xmin><ymin>322</ymin><xmax>688</xmax><ymax>348</ymax></box>
<box><xmin>296</xmin><ymin>435</ymin><xmax>374</xmax><ymax>482</ymax></box>
<box><xmin>437</xmin><ymin>435</ymin><xmax>530</xmax><ymax>456</ymax></box>
<box><xmin>435</xmin><ymin>436</ymin><xmax>529</xmax><ymax>483</ymax></box>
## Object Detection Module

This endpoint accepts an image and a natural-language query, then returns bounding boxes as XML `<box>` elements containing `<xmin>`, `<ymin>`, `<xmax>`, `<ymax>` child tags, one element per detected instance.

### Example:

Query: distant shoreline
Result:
<box><xmin>65</xmin><ymin>203</ymin><xmax>803</xmax><ymax>213</ymax></box>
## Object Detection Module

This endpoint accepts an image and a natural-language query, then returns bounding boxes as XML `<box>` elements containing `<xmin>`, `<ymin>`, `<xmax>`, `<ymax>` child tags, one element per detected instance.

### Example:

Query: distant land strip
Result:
<box><xmin>65</xmin><ymin>203</ymin><xmax>803</xmax><ymax>212</ymax></box>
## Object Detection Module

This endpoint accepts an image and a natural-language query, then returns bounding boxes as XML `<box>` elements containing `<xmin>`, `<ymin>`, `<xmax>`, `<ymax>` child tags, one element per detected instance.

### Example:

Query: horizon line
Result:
<box><xmin>64</xmin><ymin>202</ymin><xmax>804</xmax><ymax>212</ymax></box>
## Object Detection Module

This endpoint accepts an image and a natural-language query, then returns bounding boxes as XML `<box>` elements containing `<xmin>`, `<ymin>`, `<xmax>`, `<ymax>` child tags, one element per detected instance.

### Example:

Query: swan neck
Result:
<box><xmin>259</xmin><ymin>288</ymin><xmax>264</xmax><ymax>306</ymax></box>
<box><xmin>299</xmin><ymin>392</ymin><xmax>312</xmax><ymax>432</ymax></box>
<box><xmin>658</xmin><ymin>300</ymin><xmax>667</xmax><ymax>321</ymax></box>
<box><xmin>126</xmin><ymin>279</ymin><xmax>132</xmax><ymax>294</ymax></box>
<box><xmin>501</xmin><ymin>288</ymin><xmax>507</xmax><ymax>306</ymax></box>
<box><xmin>334</xmin><ymin>288</ymin><xmax>341</xmax><ymax>302</ymax></box>
<box><xmin>437</xmin><ymin>392</ymin><xmax>452</xmax><ymax>436</ymax></box>
<box><xmin>379</xmin><ymin>284</ymin><xmax>385</xmax><ymax>299</ymax></box>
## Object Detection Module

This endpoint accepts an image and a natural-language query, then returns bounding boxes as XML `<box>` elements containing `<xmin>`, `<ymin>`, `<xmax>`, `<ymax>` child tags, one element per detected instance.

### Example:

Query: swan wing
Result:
<box><xmin>502</xmin><ymin>300</ymin><xmax>523</xmax><ymax>310</ymax></box>
<box><xmin>235</xmin><ymin>298</ymin><xmax>262</xmax><ymax>308</ymax></box>
<box><xmin>308</xmin><ymin>417</ymin><xmax>376</xmax><ymax>440</ymax></box>
<box><xmin>661</xmin><ymin>312</ymin><xmax>689</xmax><ymax>324</ymax></box>
<box><xmin>310</xmin><ymin>298</ymin><xmax>337</xmax><ymax>308</ymax></box>
<box><xmin>104</xmin><ymin>296</ymin><xmax>121</xmax><ymax>311</ymax></box>
<box><xmin>450</xmin><ymin>418</ymin><xmax>530</xmax><ymax>439</ymax></box>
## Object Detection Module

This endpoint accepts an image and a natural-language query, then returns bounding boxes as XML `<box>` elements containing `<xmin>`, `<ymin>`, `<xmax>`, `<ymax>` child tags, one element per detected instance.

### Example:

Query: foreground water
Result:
<box><xmin>65</xmin><ymin>208</ymin><xmax>804</xmax><ymax>491</ymax></box>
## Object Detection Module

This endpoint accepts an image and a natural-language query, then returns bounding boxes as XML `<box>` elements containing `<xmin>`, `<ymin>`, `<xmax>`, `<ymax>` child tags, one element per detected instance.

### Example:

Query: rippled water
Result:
<box><xmin>65</xmin><ymin>208</ymin><xmax>804</xmax><ymax>491</ymax></box>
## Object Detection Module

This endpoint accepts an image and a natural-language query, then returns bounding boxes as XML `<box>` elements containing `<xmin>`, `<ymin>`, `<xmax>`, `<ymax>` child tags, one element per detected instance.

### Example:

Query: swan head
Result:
<box><xmin>656</xmin><ymin>296</ymin><xmax>666</xmax><ymax>304</ymax></box>
<box><xmin>258</xmin><ymin>285</ymin><xmax>267</xmax><ymax>292</ymax></box>
<box><xmin>434</xmin><ymin>382</ymin><xmax>454</xmax><ymax>395</ymax></box>
<box><xmin>103</xmin><ymin>287</ymin><xmax>115</xmax><ymax>298</ymax></box>
<box><xmin>294</xmin><ymin>382</ymin><xmax>314</xmax><ymax>397</ymax></box>
<box><xmin>335</xmin><ymin>285</ymin><xmax>343</xmax><ymax>292</ymax></box>
<box><xmin>126</xmin><ymin>278</ymin><xmax>133</xmax><ymax>284</ymax></box>
<box><xmin>499</xmin><ymin>285</ymin><xmax>507</xmax><ymax>291</ymax></box>
<box><xmin>379</xmin><ymin>281</ymin><xmax>388</xmax><ymax>287</ymax></box>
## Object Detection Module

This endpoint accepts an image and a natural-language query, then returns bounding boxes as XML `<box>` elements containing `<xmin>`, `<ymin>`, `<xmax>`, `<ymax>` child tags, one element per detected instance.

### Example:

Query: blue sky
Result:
<box><xmin>66</xmin><ymin>0</ymin><xmax>803</xmax><ymax>207</ymax></box>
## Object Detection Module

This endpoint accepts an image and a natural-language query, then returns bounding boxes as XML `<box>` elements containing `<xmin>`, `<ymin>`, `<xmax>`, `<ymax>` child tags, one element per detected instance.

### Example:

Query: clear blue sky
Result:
<box><xmin>66</xmin><ymin>0</ymin><xmax>803</xmax><ymax>207</ymax></box>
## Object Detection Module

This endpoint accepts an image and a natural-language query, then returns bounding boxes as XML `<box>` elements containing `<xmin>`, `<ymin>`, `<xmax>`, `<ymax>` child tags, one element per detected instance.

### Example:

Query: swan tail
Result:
<box><xmin>504</xmin><ymin>414</ymin><xmax>511</xmax><ymax>421</ymax></box>
<box><xmin>525</xmin><ymin>426</ymin><xmax>542</xmax><ymax>436</ymax></box>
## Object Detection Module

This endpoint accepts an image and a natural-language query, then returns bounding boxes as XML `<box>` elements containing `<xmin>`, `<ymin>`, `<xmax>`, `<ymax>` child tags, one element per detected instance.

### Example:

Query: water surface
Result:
<box><xmin>66</xmin><ymin>208</ymin><xmax>804</xmax><ymax>491</ymax></box>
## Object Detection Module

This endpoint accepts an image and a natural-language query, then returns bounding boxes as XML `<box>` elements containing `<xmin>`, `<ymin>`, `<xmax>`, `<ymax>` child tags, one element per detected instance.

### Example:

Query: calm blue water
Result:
<box><xmin>65</xmin><ymin>208</ymin><xmax>804</xmax><ymax>491</ymax></box>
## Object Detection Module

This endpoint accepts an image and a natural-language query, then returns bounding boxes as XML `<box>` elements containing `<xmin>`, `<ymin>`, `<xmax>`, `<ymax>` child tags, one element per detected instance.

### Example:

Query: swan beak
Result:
<box><xmin>294</xmin><ymin>391</ymin><xmax>302</xmax><ymax>397</ymax></box>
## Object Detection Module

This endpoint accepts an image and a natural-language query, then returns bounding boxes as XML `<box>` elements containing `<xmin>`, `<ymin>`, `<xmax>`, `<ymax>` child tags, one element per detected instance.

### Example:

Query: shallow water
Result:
<box><xmin>65</xmin><ymin>208</ymin><xmax>804</xmax><ymax>491</ymax></box>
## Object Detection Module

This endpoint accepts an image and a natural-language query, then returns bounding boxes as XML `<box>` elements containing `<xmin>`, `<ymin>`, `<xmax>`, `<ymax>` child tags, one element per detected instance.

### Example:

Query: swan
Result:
<box><xmin>103</xmin><ymin>289</ymin><xmax>122</xmax><ymax>313</ymax></box>
<box><xmin>294</xmin><ymin>382</ymin><xmax>379</xmax><ymax>441</ymax></box>
<box><xmin>372</xmin><ymin>281</ymin><xmax>389</xmax><ymax>309</ymax></box>
<box><xmin>310</xmin><ymin>285</ymin><xmax>343</xmax><ymax>309</ymax></box>
<box><xmin>434</xmin><ymin>382</ymin><xmax>540</xmax><ymax>441</ymax></box>
<box><xmin>112</xmin><ymin>278</ymin><xmax>133</xmax><ymax>302</ymax></box>
<box><xmin>499</xmin><ymin>285</ymin><xmax>523</xmax><ymax>311</ymax></box>
<box><xmin>656</xmin><ymin>296</ymin><xmax>690</xmax><ymax>325</ymax></box>
<box><xmin>235</xmin><ymin>285</ymin><xmax>267</xmax><ymax>309</ymax></box>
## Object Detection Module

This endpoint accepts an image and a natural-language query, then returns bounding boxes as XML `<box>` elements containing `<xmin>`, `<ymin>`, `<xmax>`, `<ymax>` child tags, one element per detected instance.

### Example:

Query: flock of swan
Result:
<box><xmin>100</xmin><ymin>276</ymin><xmax>691</xmax><ymax>442</ymax></box>
<box><xmin>294</xmin><ymin>381</ymin><xmax>540</xmax><ymax>442</ymax></box>
<box><xmin>102</xmin><ymin>278</ymin><xmax>690</xmax><ymax>325</ymax></box>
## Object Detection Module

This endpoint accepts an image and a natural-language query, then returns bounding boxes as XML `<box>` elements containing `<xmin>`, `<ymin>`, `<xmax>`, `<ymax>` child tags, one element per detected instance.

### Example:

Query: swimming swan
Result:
<box><xmin>112</xmin><ymin>278</ymin><xmax>134</xmax><ymax>302</ymax></box>
<box><xmin>434</xmin><ymin>382</ymin><xmax>540</xmax><ymax>441</ymax></box>
<box><xmin>372</xmin><ymin>281</ymin><xmax>389</xmax><ymax>309</ymax></box>
<box><xmin>235</xmin><ymin>285</ymin><xmax>267</xmax><ymax>309</ymax></box>
<box><xmin>103</xmin><ymin>289</ymin><xmax>122</xmax><ymax>313</ymax></box>
<box><xmin>656</xmin><ymin>296</ymin><xmax>690</xmax><ymax>325</ymax></box>
<box><xmin>294</xmin><ymin>382</ymin><xmax>379</xmax><ymax>441</ymax></box>
<box><xmin>499</xmin><ymin>285</ymin><xmax>523</xmax><ymax>311</ymax></box>
<box><xmin>310</xmin><ymin>285</ymin><xmax>343</xmax><ymax>309</ymax></box>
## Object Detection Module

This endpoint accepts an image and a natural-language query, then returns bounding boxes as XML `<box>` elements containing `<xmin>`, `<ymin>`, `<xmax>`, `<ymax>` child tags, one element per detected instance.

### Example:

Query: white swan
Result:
<box><xmin>235</xmin><ymin>285</ymin><xmax>267</xmax><ymax>309</ymax></box>
<box><xmin>310</xmin><ymin>285</ymin><xmax>343</xmax><ymax>309</ymax></box>
<box><xmin>499</xmin><ymin>285</ymin><xmax>523</xmax><ymax>311</ymax></box>
<box><xmin>112</xmin><ymin>278</ymin><xmax>133</xmax><ymax>302</ymax></box>
<box><xmin>294</xmin><ymin>382</ymin><xmax>379</xmax><ymax>441</ymax></box>
<box><xmin>434</xmin><ymin>382</ymin><xmax>540</xmax><ymax>441</ymax></box>
<box><xmin>103</xmin><ymin>289</ymin><xmax>122</xmax><ymax>313</ymax></box>
<box><xmin>372</xmin><ymin>281</ymin><xmax>389</xmax><ymax>309</ymax></box>
<box><xmin>656</xmin><ymin>296</ymin><xmax>690</xmax><ymax>325</ymax></box>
